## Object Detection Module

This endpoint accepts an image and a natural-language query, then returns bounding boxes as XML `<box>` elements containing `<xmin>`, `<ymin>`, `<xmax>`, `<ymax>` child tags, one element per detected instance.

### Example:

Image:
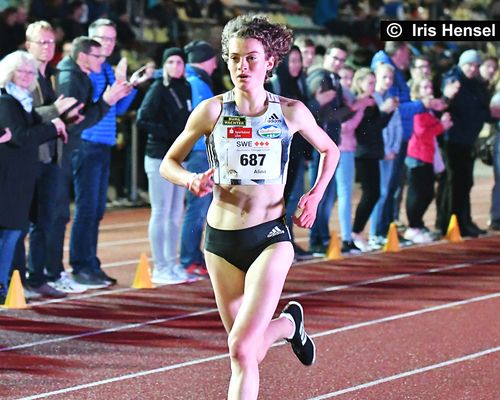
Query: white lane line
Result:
<box><xmin>63</xmin><ymin>237</ymin><xmax>149</xmax><ymax>251</ymax></box>
<box><xmin>18</xmin><ymin>352</ymin><xmax>230</xmax><ymax>400</ymax></box>
<box><xmin>308</xmin><ymin>292</ymin><xmax>500</xmax><ymax>340</ymax></box>
<box><xmin>1</xmin><ymin>256</ymin><xmax>328</xmax><ymax>311</ymax></box>
<box><xmin>2</xmin><ymin>307</ymin><xmax>218</xmax><ymax>353</ymax></box>
<box><xmin>307</xmin><ymin>346</ymin><xmax>500</xmax><ymax>399</ymax></box>
<box><xmin>1</xmin><ymin>258</ymin><xmax>498</xmax><ymax>351</ymax></box>
<box><xmin>15</xmin><ymin>291</ymin><xmax>500</xmax><ymax>400</ymax></box>
<box><xmin>99</xmin><ymin>221</ymin><xmax>148</xmax><ymax>231</ymax></box>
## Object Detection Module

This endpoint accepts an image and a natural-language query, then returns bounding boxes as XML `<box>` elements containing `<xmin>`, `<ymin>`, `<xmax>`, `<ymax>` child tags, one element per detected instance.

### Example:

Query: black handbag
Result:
<box><xmin>475</xmin><ymin>134</ymin><xmax>495</xmax><ymax>166</ymax></box>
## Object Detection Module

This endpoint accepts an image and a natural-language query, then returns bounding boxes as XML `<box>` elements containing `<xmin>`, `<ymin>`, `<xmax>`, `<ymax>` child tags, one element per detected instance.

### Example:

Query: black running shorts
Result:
<box><xmin>204</xmin><ymin>216</ymin><xmax>291</xmax><ymax>272</ymax></box>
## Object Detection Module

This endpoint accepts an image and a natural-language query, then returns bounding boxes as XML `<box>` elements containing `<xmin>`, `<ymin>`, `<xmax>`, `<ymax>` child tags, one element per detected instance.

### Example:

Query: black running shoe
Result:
<box><xmin>281</xmin><ymin>301</ymin><xmax>316</xmax><ymax>366</ymax></box>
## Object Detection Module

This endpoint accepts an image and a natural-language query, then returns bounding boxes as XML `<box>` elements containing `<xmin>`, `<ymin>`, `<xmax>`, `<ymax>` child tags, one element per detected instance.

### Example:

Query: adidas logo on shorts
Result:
<box><xmin>267</xmin><ymin>113</ymin><xmax>280</xmax><ymax>123</ymax></box>
<box><xmin>267</xmin><ymin>225</ymin><xmax>285</xmax><ymax>238</ymax></box>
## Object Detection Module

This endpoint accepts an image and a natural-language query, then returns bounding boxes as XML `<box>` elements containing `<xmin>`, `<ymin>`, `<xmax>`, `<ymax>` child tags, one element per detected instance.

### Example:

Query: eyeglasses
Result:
<box><xmin>86</xmin><ymin>53</ymin><xmax>105</xmax><ymax>59</ymax></box>
<box><xmin>93</xmin><ymin>35</ymin><xmax>116</xmax><ymax>43</ymax></box>
<box><xmin>29</xmin><ymin>39</ymin><xmax>56</xmax><ymax>46</ymax></box>
<box><xmin>16</xmin><ymin>69</ymin><xmax>37</xmax><ymax>75</ymax></box>
<box><xmin>330</xmin><ymin>55</ymin><xmax>346</xmax><ymax>63</ymax></box>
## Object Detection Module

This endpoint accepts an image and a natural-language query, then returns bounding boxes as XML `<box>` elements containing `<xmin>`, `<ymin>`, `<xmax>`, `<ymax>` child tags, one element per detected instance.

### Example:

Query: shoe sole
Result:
<box><xmin>286</xmin><ymin>301</ymin><xmax>316</xmax><ymax>366</ymax></box>
<box><xmin>47</xmin><ymin>283</ymin><xmax>87</xmax><ymax>294</ymax></box>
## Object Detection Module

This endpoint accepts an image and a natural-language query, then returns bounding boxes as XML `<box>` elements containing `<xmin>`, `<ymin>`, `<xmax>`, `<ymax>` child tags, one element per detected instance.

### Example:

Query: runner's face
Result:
<box><xmin>227</xmin><ymin>37</ymin><xmax>274</xmax><ymax>90</ymax></box>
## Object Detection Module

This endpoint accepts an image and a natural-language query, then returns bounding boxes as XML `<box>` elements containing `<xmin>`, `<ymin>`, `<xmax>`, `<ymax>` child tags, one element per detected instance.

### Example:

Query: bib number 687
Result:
<box><xmin>240</xmin><ymin>153</ymin><xmax>266</xmax><ymax>166</ymax></box>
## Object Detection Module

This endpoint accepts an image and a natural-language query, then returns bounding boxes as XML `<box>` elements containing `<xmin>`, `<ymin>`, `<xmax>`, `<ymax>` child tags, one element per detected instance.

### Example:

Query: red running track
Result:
<box><xmin>1</xmin><ymin>232</ymin><xmax>499</xmax><ymax>399</ymax></box>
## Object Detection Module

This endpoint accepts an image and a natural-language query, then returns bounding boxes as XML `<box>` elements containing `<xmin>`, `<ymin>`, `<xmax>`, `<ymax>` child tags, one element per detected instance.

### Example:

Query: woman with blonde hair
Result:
<box><xmin>0</xmin><ymin>50</ymin><xmax>67</xmax><ymax>304</ymax></box>
<box><xmin>351</xmin><ymin>67</ymin><xmax>397</xmax><ymax>251</ymax></box>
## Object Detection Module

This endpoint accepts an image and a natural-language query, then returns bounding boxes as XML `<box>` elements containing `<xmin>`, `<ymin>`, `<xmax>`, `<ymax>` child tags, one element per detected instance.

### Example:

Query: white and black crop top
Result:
<box><xmin>206</xmin><ymin>90</ymin><xmax>293</xmax><ymax>185</ymax></box>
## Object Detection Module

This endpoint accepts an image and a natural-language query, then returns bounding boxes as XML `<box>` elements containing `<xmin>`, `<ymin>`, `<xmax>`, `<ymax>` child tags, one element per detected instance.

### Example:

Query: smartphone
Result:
<box><xmin>129</xmin><ymin>66</ymin><xmax>147</xmax><ymax>84</ymax></box>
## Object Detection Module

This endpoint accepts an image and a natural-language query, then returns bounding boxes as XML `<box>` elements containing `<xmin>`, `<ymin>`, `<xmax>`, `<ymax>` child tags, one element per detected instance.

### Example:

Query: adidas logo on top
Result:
<box><xmin>267</xmin><ymin>225</ymin><xmax>285</xmax><ymax>238</ymax></box>
<box><xmin>267</xmin><ymin>113</ymin><xmax>280</xmax><ymax>123</ymax></box>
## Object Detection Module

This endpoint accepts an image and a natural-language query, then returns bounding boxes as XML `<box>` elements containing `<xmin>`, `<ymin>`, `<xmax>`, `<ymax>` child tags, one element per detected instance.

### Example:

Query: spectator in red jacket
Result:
<box><xmin>404</xmin><ymin>78</ymin><xmax>454</xmax><ymax>243</ymax></box>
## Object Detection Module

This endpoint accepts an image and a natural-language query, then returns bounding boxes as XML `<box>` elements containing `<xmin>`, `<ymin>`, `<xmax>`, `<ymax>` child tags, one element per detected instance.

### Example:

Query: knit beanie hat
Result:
<box><xmin>162</xmin><ymin>47</ymin><xmax>186</xmax><ymax>65</ymax></box>
<box><xmin>184</xmin><ymin>40</ymin><xmax>216</xmax><ymax>63</ymax></box>
<box><xmin>458</xmin><ymin>49</ymin><xmax>482</xmax><ymax>66</ymax></box>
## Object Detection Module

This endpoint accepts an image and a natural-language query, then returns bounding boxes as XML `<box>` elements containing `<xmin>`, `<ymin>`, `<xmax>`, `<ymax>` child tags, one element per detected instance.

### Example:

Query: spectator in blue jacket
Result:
<box><xmin>49</xmin><ymin>36</ymin><xmax>130</xmax><ymax>289</ymax></box>
<box><xmin>179</xmin><ymin>40</ymin><xmax>218</xmax><ymax>277</ymax></box>
<box><xmin>370</xmin><ymin>41</ymin><xmax>446</xmax><ymax>237</ymax></box>
<box><xmin>68</xmin><ymin>19</ymin><xmax>152</xmax><ymax>287</ymax></box>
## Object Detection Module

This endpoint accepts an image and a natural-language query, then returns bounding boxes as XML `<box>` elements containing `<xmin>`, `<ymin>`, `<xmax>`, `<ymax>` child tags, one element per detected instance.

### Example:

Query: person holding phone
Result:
<box><xmin>67</xmin><ymin>19</ymin><xmax>153</xmax><ymax>288</ymax></box>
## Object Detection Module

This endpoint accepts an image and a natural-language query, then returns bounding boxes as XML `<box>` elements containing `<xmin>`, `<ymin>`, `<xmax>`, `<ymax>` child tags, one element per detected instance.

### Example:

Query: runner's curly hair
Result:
<box><xmin>221</xmin><ymin>15</ymin><xmax>293</xmax><ymax>76</ymax></box>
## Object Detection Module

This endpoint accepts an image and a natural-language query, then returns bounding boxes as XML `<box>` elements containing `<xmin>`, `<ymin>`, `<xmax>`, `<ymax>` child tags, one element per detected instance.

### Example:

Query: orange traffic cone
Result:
<box><xmin>383</xmin><ymin>222</ymin><xmax>400</xmax><ymax>252</ymax></box>
<box><xmin>132</xmin><ymin>253</ymin><xmax>153</xmax><ymax>289</ymax></box>
<box><xmin>3</xmin><ymin>270</ymin><xmax>28</xmax><ymax>309</ymax></box>
<box><xmin>326</xmin><ymin>231</ymin><xmax>343</xmax><ymax>260</ymax></box>
<box><xmin>446</xmin><ymin>214</ymin><xmax>462</xmax><ymax>242</ymax></box>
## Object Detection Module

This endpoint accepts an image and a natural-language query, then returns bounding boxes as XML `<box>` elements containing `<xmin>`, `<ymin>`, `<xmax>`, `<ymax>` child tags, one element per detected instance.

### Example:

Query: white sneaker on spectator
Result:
<box><xmin>368</xmin><ymin>235</ymin><xmax>386</xmax><ymax>251</ymax></box>
<box><xmin>413</xmin><ymin>230</ymin><xmax>433</xmax><ymax>244</ymax></box>
<box><xmin>174</xmin><ymin>266</ymin><xmax>203</xmax><ymax>282</ymax></box>
<box><xmin>23</xmin><ymin>286</ymin><xmax>42</xmax><ymax>300</ymax></box>
<box><xmin>404</xmin><ymin>228</ymin><xmax>433</xmax><ymax>244</ymax></box>
<box><xmin>48</xmin><ymin>272</ymin><xmax>88</xmax><ymax>294</ymax></box>
<box><xmin>352</xmin><ymin>233</ymin><xmax>371</xmax><ymax>252</ymax></box>
<box><xmin>403</xmin><ymin>228</ymin><xmax>419</xmax><ymax>242</ymax></box>
<box><xmin>152</xmin><ymin>267</ymin><xmax>196</xmax><ymax>285</ymax></box>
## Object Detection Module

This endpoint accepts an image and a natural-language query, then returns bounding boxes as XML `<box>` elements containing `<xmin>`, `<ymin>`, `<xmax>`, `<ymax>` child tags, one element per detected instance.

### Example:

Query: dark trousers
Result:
<box><xmin>27</xmin><ymin>162</ymin><xmax>61</xmax><ymax>286</ymax></box>
<box><xmin>353</xmin><ymin>158</ymin><xmax>380</xmax><ymax>234</ymax></box>
<box><xmin>70</xmin><ymin>141</ymin><xmax>110</xmax><ymax>274</ymax></box>
<box><xmin>46</xmin><ymin>144</ymin><xmax>77</xmax><ymax>280</ymax></box>
<box><xmin>284</xmin><ymin>153</ymin><xmax>306</xmax><ymax>242</ymax></box>
<box><xmin>439</xmin><ymin>142</ymin><xmax>475</xmax><ymax>233</ymax></box>
<box><xmin>380</xmin><ymin>140</ymin><xmax>408</xmax><ymax>235</ymax></box>
<box><xmin>406</xmin><ymin>163</ymin><xmax>434</xmax><ymax>229</ymax></box>
<box><xmin>12</xmin><ymin>162</ymin><xmax>61</xmax><ymax>287</ymax></box>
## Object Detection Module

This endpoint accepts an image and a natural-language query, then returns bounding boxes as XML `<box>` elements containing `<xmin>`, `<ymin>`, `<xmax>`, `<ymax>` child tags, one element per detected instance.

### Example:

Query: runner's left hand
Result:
<box><xmin>292</xmin><ymin>191</ymin><xmax>322</xmax><ymax>228</ymax></box>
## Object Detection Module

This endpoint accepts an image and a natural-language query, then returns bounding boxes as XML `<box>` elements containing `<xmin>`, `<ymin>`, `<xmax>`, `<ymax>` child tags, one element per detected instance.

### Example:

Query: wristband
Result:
<box><xmin>185</xmin><ymin>173</ymin><xmax>197</xmax><ymax>191</ymax></box>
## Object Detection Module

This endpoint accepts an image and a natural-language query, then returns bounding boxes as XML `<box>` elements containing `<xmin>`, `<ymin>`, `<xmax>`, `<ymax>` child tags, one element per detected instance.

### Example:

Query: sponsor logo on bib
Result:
<box><xmin>223</xmin><ymin>116</ymin><xmax>246</xmax><ymax>126</ymax></box>
<box><xmin>257</xmin><ymin>125</ymin><xmax>281</xmax><ymax>139</ymax></box>
<box><xmin>227</xmin><ymin>127</ymin><xmax>252</xmax><ymax>139</ymax></box>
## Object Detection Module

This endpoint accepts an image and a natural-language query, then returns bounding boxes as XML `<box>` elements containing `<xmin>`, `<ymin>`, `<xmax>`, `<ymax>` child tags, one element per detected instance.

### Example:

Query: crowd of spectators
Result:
<box><xmin>0</xmin><ymin>0</ymin><xmax>499</xmax><ymax>304</ymax></box>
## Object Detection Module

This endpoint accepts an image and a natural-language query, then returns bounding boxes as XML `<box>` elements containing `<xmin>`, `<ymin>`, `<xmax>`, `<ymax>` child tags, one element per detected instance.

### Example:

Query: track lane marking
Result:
<box><xmin>1</xmin><ymin>258</ymin><xmax>494</xmax><ymax>350</ymax></box>
<box><xmin>307</xmin><ymin>346</ymin><xmax>500</xmax><ymax>399</ymax></box>
<box><xmin>15</xmin><ymin>291</ymin><xmax>500</xmax><ymax>399</ymax></box>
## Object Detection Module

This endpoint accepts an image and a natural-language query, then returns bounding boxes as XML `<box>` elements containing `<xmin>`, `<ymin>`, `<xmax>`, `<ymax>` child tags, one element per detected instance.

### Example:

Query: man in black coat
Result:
<box><xmin>440</xmin><ymin>50</ymin><xmax>499</xmax><ymax>237</ymax></box>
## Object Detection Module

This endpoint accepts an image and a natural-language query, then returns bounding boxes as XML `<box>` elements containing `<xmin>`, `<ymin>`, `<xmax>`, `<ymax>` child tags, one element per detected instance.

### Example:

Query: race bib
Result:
<box><xmin>225</xmin><ymin>136</ymin><xmax>282</xmax><ymax>180</ymax></box>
